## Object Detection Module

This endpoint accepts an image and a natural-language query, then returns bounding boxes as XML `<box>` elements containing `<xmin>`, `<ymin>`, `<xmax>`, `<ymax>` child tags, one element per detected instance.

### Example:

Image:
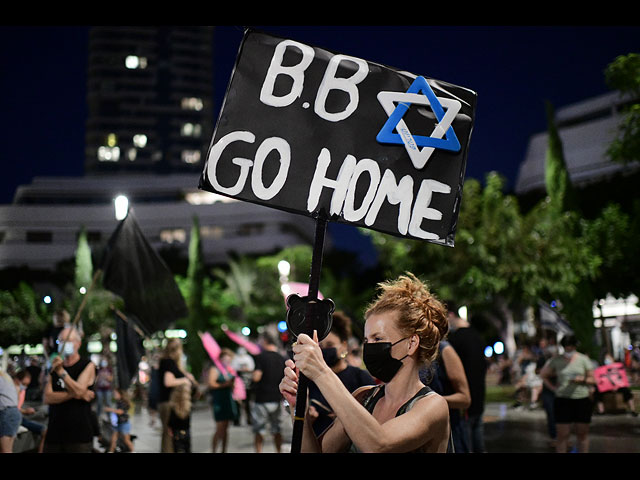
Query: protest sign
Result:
<box><xmin>199</xmin><ymin>28</ymin><xmax>477</xmax><ymax>452</ymax></box>
<box><xmin>594</xmin><ymin>362</ymin><xmax>629</xmax><ymax>393</ymax></box>
<box><xmin>199</xmin><ymin>29</ymin><xmax>476</xmax><ymax>246</ymax></box>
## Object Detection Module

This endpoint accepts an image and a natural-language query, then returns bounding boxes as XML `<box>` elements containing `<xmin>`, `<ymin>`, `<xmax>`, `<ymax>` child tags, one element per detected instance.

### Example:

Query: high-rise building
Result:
<box><xmin>84</xmin><ymin>26</ymin><xmax>213</xmax><ymax>174</ymax></box>
<box><xmin>0</xmin><ymin>26</ymin><xmax>317</xmax><ymax>273</ymax></box>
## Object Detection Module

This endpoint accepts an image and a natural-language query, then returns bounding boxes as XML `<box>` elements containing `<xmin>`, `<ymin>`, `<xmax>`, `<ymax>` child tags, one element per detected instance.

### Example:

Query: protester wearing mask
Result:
<box><xmin>308</xmin><ymin>311</ymin><xmax>375</xmax><ymax>437</ymax></box>
<box><xmin>43</xmin><ymin>326</ymin><xmax>97</xmax><ymax>453</ymax></box>
<box><xmin>280</xmin><ymin>273</ymin><xmax>451</xmax><ymax>453</ymax></box>
<box><xmin>539</xmin><ymin>335</ymin><xmax>595</xmax><ymax>453</ymax></box>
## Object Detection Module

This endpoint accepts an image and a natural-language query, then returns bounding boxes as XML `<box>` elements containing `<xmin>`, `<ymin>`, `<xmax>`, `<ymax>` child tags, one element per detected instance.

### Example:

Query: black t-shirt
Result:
<box><xmin>46</xmin><ymin>357</ymin><xmax>96</xmax><ymax>444</ymax></box>
<box><xmin>252</xmin><ymin>350</ymin><xmax>286</xmax><ymax>403</ymax></box>
<box><xmin>448</xmin><ymin>327</ymin><xmax>487</xmax><ymax>415</ymax></box>
<box><xmin>309</xmin><ymin>365</ymin><xmax>375</xmax><ymax>436</ymax></box>
<box><xmin>158</xmin><ymin>358</ymin><xmax>184</xmax><ymax>403</ymax></box>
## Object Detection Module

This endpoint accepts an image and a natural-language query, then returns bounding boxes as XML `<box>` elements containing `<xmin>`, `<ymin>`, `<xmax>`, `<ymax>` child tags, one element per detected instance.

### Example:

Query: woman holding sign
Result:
<box><xmin>280</xmin><ymin>273</ymin><xmax>451</xmax><ymax>453</ymax></box>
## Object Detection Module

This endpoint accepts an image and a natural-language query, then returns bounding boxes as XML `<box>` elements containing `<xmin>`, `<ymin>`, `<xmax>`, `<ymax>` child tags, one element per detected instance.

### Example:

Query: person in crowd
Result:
<box><xmin>308</xmin><ymin>310</ymin><xmax>376</xmax><ymax>438</ymax></box>
<box><xmin>593</xmin><ymin>353</ymin><xmax>637</xmax><ymax>417</ymax></box>
<box><xmin>422</xmin><ymin>339</ymin><xmax>471</xmax><ymax>452</ymax></box>
<box><xmin>12</xmin><ymin>370</ymin><xmax>46</xmax><ymax>453</ymax></box>
<box><xmin>104</xmin><ymin>387</ymin><xmax>135</xmax><ymax>453</ymax></box>
<box><xmin>230</xmin><ymin>347</ymin><xmax>255</xmax><ymax>426</ymax></box>
<box><xmin>42</xmin><ymin>326</ymin><xmax>96</xmax><ymax>453</ymax></box>
<box><xmin>167</xmin><ymin>382</ymin><xmax>192</xmax><ymax>453</ymax></box>
<box><xmin>251</xmin><ymin>333</ymin><xmax>286</xmax><ymax>453</ymax></box>
<box><xmin>446</xmin><ymin>300</ymin><xmax>487</xmax><ymax>453</ymax></box>
<box><xmin>208</xmin><ymin>349</ymin><xmax>238</xmax><ymax>453</ymax></box>
<box><xmin>24</xmin><ymin>356</ymin><xmax>44</xmax><ymax>402</ymax></box>
<box><xmin>0</xmin><ymin>370</ymin><xmax>21</xmax><ymax>453</ymax></box>
<box><xmin>536</xmin><ymin>337</ymin><xmax>558</xmax><ymax>447</ymax></box>
<box><xmin>280</xmin><ymin>273</ymin><xmax>451</xmax><ymax>453</ymax></box>
<box><xmin>147</xmin><ymin>352</ymin><xmax>161</xmax><ymax>428</ymax></box>
<box><xmin>512</xmin><ymin>342</ymin><xmax>542</xmax><ymax>409</ymax></box>
<box><xmin>539</xmin><ymin>335</ymin><xmax>595</xmax><ymax>453</ymax></box>
<box><xmin>158</xmin><ymin>338</ymin><xmax>197</xmax><ymax>453</ymax></box>
<box><xmin>95</xmin><ymin>355</ymin><xmax>114</xmax><ymax>421</ymax></box>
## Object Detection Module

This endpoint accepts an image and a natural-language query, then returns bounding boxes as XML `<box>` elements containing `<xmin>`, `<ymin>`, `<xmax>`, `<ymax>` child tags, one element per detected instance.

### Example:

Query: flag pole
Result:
<box><xmin>59</xmin><ymin>268</ymin><xmax>103</xmax><ymax>351</ymax></box>
<box><xmin>290</xmin><ymin>214</ymin><xmax>328</xmax><ymax>453</ymax></box>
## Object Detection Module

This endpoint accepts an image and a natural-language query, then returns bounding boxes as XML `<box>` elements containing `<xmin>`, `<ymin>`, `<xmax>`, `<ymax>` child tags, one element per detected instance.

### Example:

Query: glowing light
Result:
<box><xmin>114</xmin><ymin>195</ymin><xmax>129</xmax><ymax>220</ymax></box>
<box><xmin>277</xmin><ymin>321</ymin><xmax>288</xmax><ymax>333</ymax></box>
<box><xmin>458</xmin><ymin>305</ymin><xmax>468</xmax><ymax>320</ymax></box>
<box><xmin>484</xmin><ymin>346</ymin><xmax>493</xmax><ymax>358</ymax></box>
<box><xmin>278</xmin><ymin>260</ymin><xmax>291</xmax><ymax>277</ymax></box>
<box><xmin>43</xmin><ymin>295</ymin><xmax>52</xmax><ymax>304</ymax></box>
<box><xmin>493</xmin><ymin>341</ymin><xmax>504</xmax><ymax>355</ymax></box>
<box><xmin>79</xmin><ymin>287</ymin><xmax>87</xmax><ymax>295</ymax></box>
<box><xmin>241</xmin><ymin>327</ymin><xmax>251</xmax><ymax>336</ymax></box>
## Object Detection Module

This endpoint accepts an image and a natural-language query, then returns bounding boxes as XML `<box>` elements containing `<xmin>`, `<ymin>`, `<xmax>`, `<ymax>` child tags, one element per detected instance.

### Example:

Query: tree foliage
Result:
<box><xmin>0</xmin><ymin>282</ymin><xmax>49</xmax><ymax>348</ymax></box>
<box><xmin>604</xmin><ymin>53</ymin><xmax>640</xmax><ymax>165</ymax></box>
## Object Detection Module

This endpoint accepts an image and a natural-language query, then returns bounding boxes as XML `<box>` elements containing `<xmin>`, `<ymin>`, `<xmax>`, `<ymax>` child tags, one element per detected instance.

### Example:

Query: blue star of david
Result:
<box><xmin>377</xmin><ymin>76</ymin><xmax>461</xmax><ymax>152</ymax></box>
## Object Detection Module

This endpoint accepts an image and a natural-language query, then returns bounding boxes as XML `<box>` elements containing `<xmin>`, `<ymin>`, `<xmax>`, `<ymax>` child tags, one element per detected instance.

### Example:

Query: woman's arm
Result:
<box><xmin>294</xmin><ymin>332</ymin><xmax>449</xmax><ymax>453</ymax></box>
<box><xmin>208</xmin><ymin>367</ymin><xmax>234</xmax><ymax>389</ymax></box>
<box><xmin>440</xmin><ymin>345</ymin><xmax>471</xmax><ymax>410</ymax></box>
<box><xmin>314</xmin><ymin>368</ymin><xmax>449</xmax><ymax>452</ymax></box>
<box><xmin>164</xmin><ymin>370</ymin><xmax>190</xmax><ymax>389</ymax></box>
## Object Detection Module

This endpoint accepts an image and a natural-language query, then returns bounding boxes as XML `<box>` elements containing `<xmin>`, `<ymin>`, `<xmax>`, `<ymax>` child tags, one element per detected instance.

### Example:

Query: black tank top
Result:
<box><xmin>46</xmin><ymin>357</ymin><xmax>96</xmax><ymax>443</ymax></box>
<box><xmin>349</xmin><ymin>385</ymin><xmax>444</xmax><ymax>453</ymax></box>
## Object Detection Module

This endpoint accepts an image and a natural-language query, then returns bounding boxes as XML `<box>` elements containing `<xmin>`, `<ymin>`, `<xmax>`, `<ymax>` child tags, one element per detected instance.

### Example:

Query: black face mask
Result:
<box><xmin>363</xmin><ymin>338</ymin><xmax>410</xmax><ymax>383</ymax></box>
<box><xmin>322</xmin><ymin>347</ymin><xmax>340</xmax><ymax>367</ymax></box>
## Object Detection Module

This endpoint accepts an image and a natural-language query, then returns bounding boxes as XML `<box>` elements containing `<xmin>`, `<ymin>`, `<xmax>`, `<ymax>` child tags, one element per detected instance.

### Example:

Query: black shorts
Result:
<box><xmin>554</xmin><ymin>396</ymin><xmax>593</xmax><ymax>424</ymax></box>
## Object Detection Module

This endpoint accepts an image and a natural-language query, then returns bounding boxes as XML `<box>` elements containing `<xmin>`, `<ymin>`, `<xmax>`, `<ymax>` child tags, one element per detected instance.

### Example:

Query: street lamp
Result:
<box><xmin>278</xmin><ymin>260</ymin><xmax>291</xmax><ymax>296</ymax></box>
<box><xmin>114</xmin><ymin>195</ymin><xmax>129</xmax><ymax>220</ymax></box>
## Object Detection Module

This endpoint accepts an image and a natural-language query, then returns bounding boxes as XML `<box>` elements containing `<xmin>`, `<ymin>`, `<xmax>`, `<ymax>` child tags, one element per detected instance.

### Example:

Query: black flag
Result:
<box><xmin>102</xmin><ymin>209</ymin><xmax>187</xmax><ymax>336</ymax></box>
<box><xmin>115</xmin><ymin>313</ymin><xmax>144</xmax><ymax>390</ymax></box>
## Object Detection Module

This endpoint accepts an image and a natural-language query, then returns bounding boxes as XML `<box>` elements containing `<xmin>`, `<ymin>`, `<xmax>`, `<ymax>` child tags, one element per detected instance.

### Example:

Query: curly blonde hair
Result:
<box><xmin>365</xmin><ymin>272</ymin><xmax>448</xmax><ymax>366</ymax></box>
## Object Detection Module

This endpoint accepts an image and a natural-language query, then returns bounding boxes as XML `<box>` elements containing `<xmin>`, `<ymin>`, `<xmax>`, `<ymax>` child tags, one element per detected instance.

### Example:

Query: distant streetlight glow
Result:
<box><xmin>278</xmin><ymin>260</ymin><xmax>291</xmax><ymax>277</ymax></box>
<box><xmin>114</xmin><ymin>195</ymin><xmax>129</xmax><ymax>220</ymax></box>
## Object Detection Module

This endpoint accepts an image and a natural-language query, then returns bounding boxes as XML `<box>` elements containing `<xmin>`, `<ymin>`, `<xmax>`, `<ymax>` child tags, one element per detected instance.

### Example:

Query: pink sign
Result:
<box><xmin>199</xmin><ymin>331</ymin><xmax>246</xmax><ymax>401</ymax></box>
<box><xmin>281</xmin><ymin>281</ymin><xmax>324</xmax><ymax>302</ymax></box>
<box><xmin>222</xmin><ymin>327</ymin><xmax>261</xmax><ymax>355</ymax></box>
<box><xmin>594</xmin><ymin>362</ymin><xmax>629</xmax><ymax>393</ymax></box>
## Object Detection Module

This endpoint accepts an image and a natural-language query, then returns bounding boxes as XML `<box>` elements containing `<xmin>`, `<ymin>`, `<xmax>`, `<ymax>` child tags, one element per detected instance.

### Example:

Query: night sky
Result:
<box><xmin>1</xmin><ymin>25</ymin><xmax>638</xmax><ymax>206</ymax></box>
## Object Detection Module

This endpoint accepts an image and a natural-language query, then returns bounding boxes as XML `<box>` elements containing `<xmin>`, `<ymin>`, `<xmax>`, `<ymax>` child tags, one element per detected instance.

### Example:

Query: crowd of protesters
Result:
<box><xmin>2</xmin><ymin>301</ymin><xmax>639</xmax><ymax>454</ymax></box>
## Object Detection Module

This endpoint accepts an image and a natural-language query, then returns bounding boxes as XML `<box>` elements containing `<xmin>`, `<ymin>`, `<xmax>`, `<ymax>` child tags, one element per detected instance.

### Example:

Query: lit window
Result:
<box><xmin>185</xmin><ymin>191</ymin><xmax>237</xmax><ymax>205</ymax></box>
<box><xmin>181</xmin><ymin>123</ymin><xmax>202</xmax><ymax>137</ymax></box>
<box><xmin>181</xmin><ymin>97</ymin><xmax>203</xmax><ymax>111</ymax></box>
<box><xmin>98</xmin><ymin>146</ymin><xmax>120</xmax><ymax>162</ymax></box>
<box><xmin>181</xmin><ymin>150</ymin><xmax>201</xmax><ymax>164</ymax></box>
<box><xmin>125</xmin><ymin>55</ymin><xmax>147</xmax><ymax>69</ymax></box>
<box><xmin>160</xmin><ymin>229</ymin><xmax>186</xmax><ymax>244</ymax></box>
<box><xmin>133</xmin><ymin>134</ymin><xmax>147</xmax><ymax>148</ymax></box>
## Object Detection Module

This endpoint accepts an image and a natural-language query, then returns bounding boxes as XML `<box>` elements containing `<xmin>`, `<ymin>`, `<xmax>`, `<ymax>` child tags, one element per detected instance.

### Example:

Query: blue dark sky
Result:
<box><xmin>1</xmin><ymin>25</ymin><xmax>637</xmax><ymax>209</ymax></box>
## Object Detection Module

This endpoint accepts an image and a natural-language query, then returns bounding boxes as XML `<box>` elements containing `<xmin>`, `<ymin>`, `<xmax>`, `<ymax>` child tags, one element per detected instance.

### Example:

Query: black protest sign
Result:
<box><xmin>199</xmin><ymin>29</ymin><xmax>477</xmax><ymax>246</ymax></box>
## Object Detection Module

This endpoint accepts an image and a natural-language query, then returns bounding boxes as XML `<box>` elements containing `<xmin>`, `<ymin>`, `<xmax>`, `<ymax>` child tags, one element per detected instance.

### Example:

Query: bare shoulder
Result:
<box><xmin>414</xmin><ymin>391</ymin><xmax>449</xmax><ymax>423</ymax></box>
